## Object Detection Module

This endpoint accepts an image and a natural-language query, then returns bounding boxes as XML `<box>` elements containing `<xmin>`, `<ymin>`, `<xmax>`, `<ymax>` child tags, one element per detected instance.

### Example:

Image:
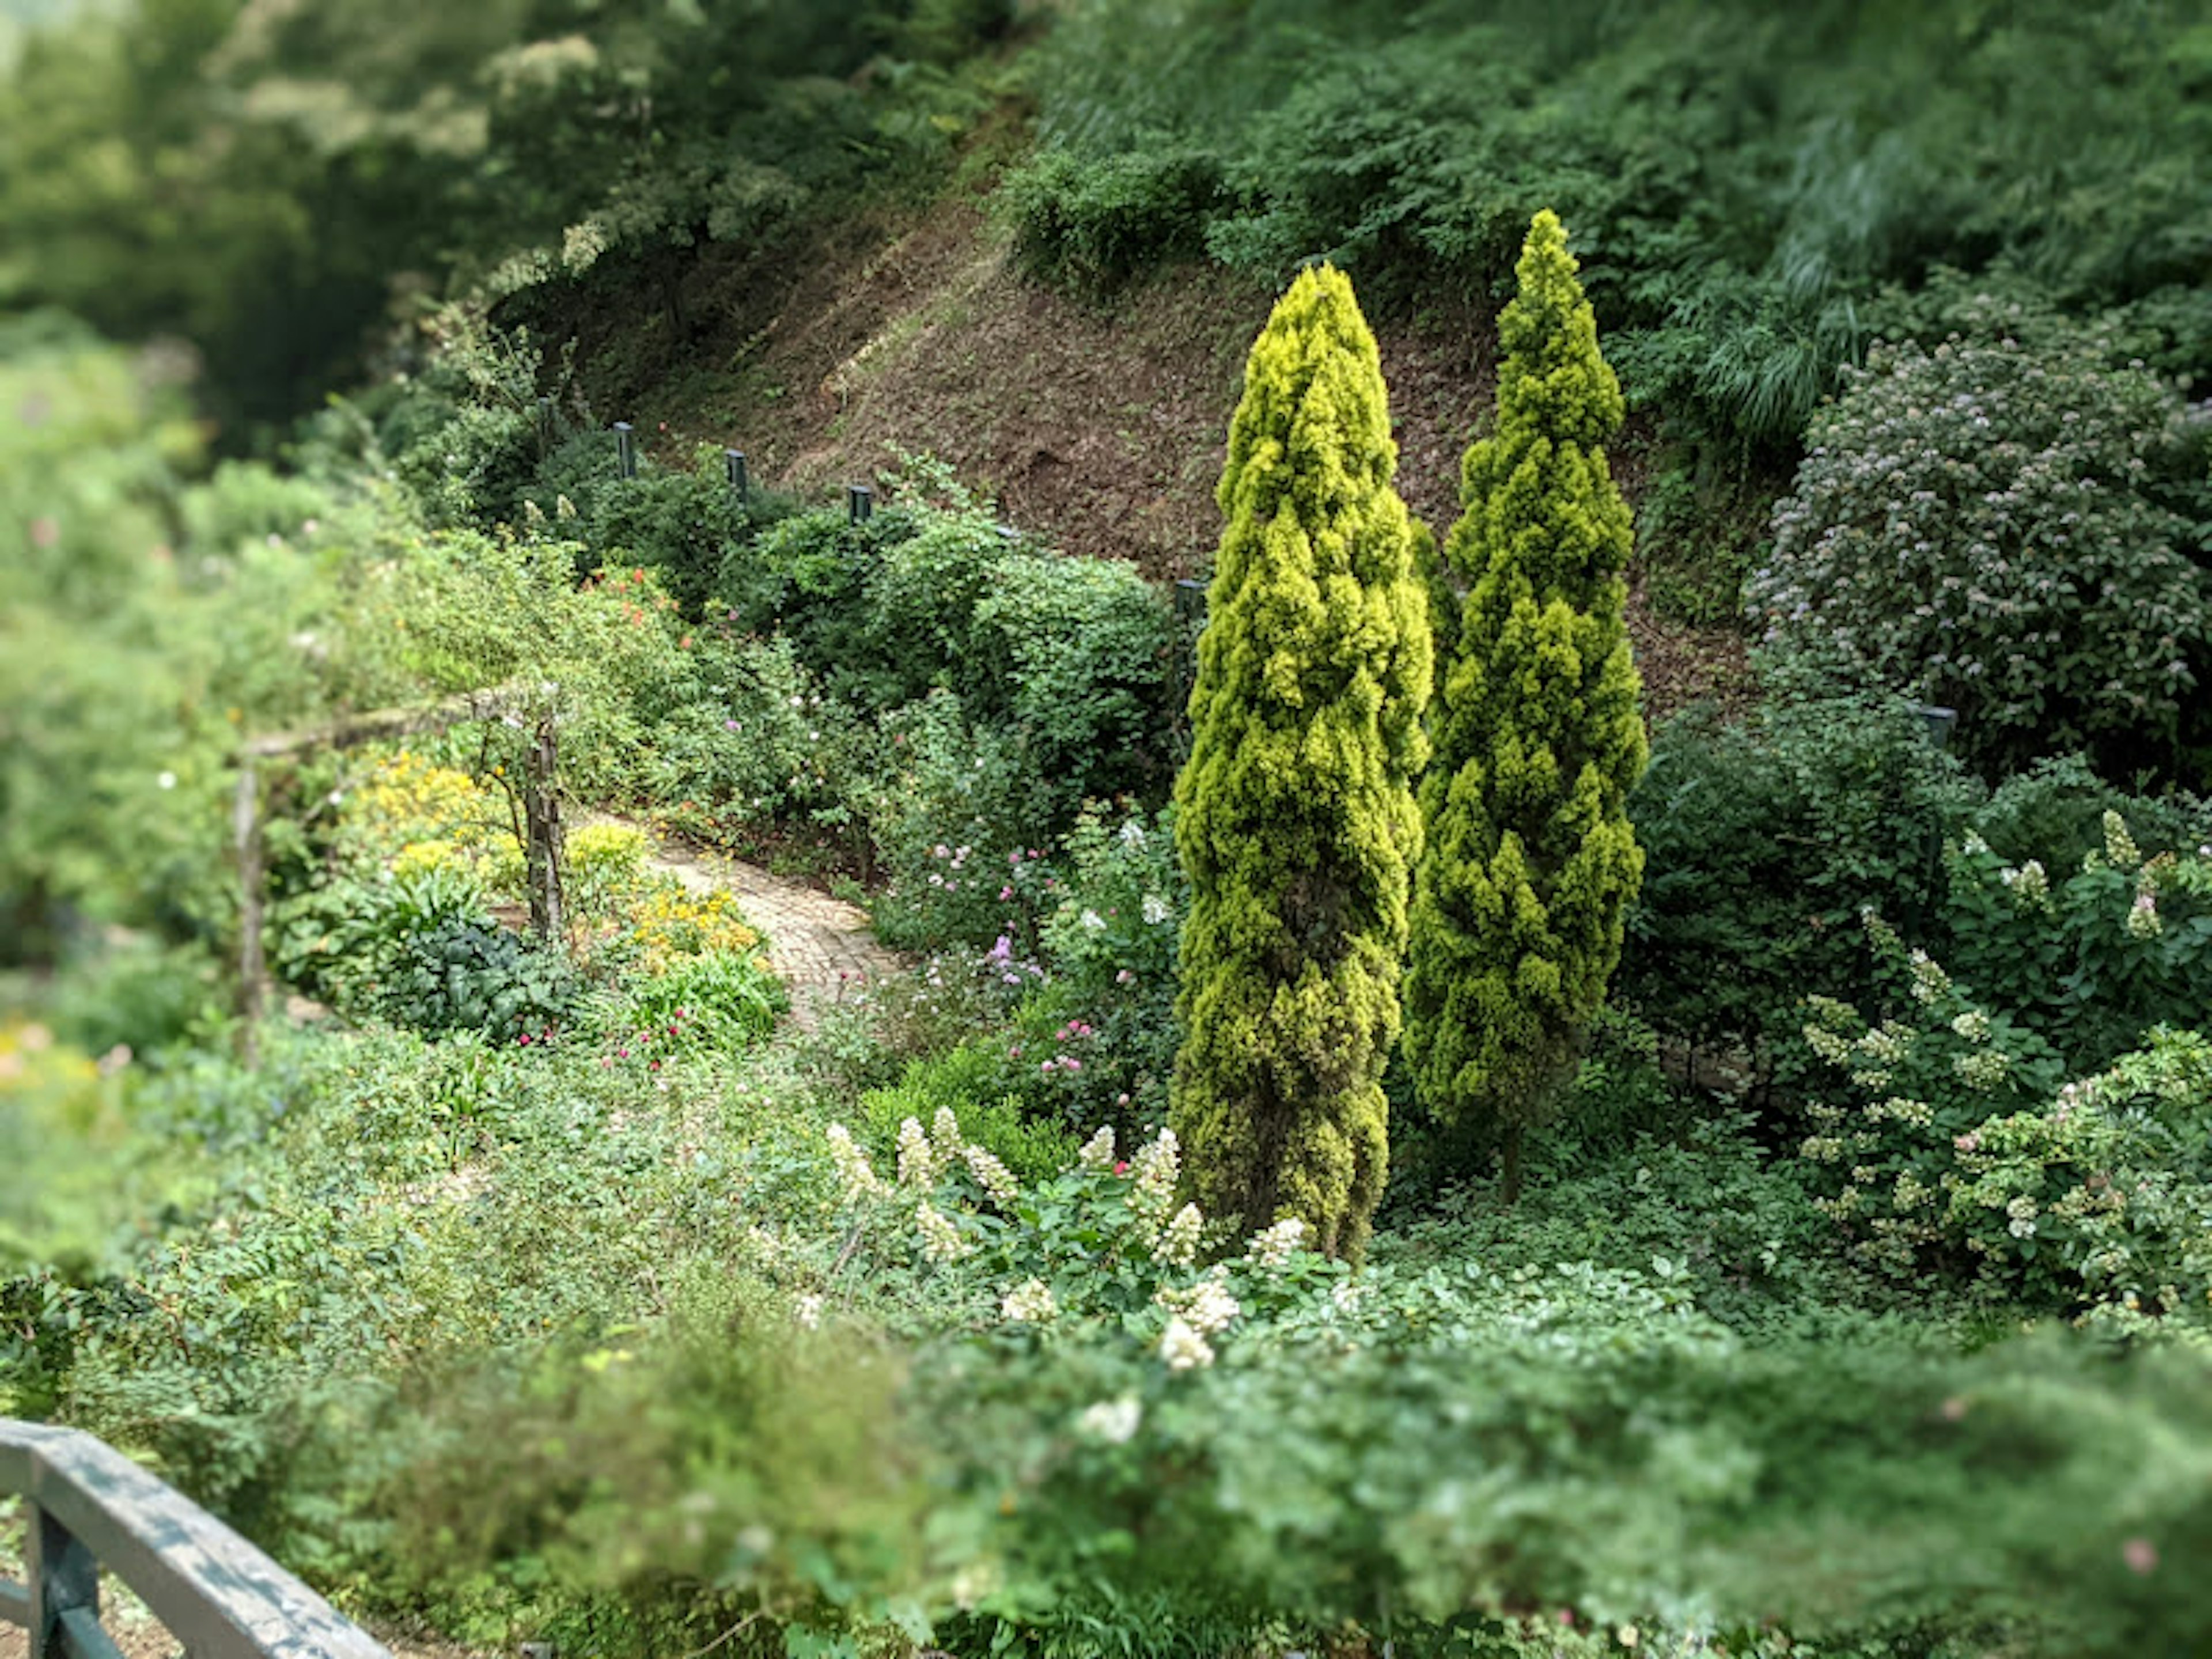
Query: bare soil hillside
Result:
<box><xmin>555</xmin><ymin>189</ymin><xmax>1749</xmax><ymax>718</ymax></box>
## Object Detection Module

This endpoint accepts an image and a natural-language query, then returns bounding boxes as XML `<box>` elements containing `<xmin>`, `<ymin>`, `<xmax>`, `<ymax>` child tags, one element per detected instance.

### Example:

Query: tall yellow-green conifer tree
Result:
<box><xmin>1404</xmin><ymin>210</ymin><xmax>1646</xmax><ymax>1202</ymax></box>
<box><xmin>1171</xmin><ymin>263</ymin><xmax>1431</xmax><ymax>1261</ymax></box>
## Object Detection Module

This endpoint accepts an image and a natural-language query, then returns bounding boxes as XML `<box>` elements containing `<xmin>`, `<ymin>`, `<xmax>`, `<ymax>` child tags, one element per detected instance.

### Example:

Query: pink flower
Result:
<box><xmin>2124</xmin><ymin>1537</ymin><xmax>2158</xmax><ymax>1575</ymax></box>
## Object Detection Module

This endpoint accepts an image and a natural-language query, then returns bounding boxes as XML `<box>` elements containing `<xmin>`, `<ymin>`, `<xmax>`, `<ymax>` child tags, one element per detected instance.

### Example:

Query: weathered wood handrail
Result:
<box><xmin>0</xmin><ymin>1421</ymin><xmax>390</xmax><ymax>1659</ymax></box>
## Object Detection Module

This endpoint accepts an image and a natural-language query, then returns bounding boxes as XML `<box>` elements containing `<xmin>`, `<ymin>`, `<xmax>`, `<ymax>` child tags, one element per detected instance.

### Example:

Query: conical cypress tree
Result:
<box><xmin>1404</xmin><ymin>210</ymin><xmax>1646</xmax><ymax>1202</ymax></box>
<box><xmin>1171</xmin><ymin>263</ymin><xmax>1431</xmax><ymax>1262</ymax></box>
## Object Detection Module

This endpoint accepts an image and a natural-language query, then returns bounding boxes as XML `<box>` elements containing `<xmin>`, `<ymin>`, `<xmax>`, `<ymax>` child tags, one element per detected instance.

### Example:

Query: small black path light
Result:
<box><xmin>612</xmin><ymin>421</ymin><xmax>637</xmax><ymax>480</ymax></box>
<box><xmin>1174</xmin><ymin>577</ymin><xmax>1209</xmax><ymax>628</ymax></box>
<box><xmin>847</xmin><ymin>484</ymin><xmax>873</xmax><ymax>524</ymax></box>
<box><xmin>535</xmin><ymin>396</ymin><xmax>554</xmax><ymax>453</ymax></box>
<box><xmin>1913</xmin><ymin>703</ymin><xmax>1959</xmax><ymax>750</ymax></box>
<box><xmin>724</xmin><ymin>448</ymin><xmax>748</xmax><ymax>499</ymax></box>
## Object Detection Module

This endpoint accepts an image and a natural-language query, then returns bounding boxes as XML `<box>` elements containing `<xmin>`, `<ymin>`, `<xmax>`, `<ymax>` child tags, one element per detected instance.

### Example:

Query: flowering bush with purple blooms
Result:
<box><xmin>1748</xmin><ymin>321</ymin><xmax>2211</xmax><ymax>777</ymax></box>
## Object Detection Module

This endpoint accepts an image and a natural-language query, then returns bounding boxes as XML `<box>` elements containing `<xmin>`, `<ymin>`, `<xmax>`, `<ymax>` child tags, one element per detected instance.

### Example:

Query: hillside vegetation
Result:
<box><xmin>7</xmin><ymin>3</ymin><xmax>2212</xmax><ymax>1658</ymax></box>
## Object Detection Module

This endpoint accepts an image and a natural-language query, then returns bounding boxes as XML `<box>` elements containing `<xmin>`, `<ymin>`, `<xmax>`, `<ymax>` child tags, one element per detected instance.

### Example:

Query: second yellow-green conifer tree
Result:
<box><xmin>1404</xmin><ymin>210</ymin><xmax>1646</xmax><ymax>1202</ymax></box>
<box><xmin>1171</xmin><ymin>263</ymin><xmax>1431</xmax><ymax>1261</ymax></box>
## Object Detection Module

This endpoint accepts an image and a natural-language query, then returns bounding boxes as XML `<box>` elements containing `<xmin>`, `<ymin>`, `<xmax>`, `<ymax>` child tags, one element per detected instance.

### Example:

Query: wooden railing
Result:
<box><xmin>0</xmin><ymin>1421</ymin><xmax>390</xmax><ymax>1659</ymax></box>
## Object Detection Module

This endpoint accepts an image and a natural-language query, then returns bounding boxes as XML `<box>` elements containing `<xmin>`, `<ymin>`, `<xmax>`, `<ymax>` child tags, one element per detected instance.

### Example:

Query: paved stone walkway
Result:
<box><xmin>590</xmin><ymin>814</ymin><xmax>904</xmax><ymax>1030</ymax></box>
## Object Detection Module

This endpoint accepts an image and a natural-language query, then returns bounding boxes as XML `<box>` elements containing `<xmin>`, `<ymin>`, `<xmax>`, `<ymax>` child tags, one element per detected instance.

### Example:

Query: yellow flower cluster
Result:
<box><xmin>627</xmin><ymin>881</ymin><xmax>762</xmax><ymax>972</ymax></box>
<box><xmin>346</xmin><ymin>752</ymin><xmax>522</xmax><ymax>882</ymax></box>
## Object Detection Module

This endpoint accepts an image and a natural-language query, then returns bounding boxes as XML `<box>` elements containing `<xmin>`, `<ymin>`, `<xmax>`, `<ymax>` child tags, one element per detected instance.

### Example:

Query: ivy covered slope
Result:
<box><xmin>1406</xmin><ymin>210</ymin><xmax>1645</xmax><ymax>1198</ymax></box>
<box><xmin>1172</xmin><ymin>263</ymin><xmax>1430</xmax><ymax>1260</ymax></box>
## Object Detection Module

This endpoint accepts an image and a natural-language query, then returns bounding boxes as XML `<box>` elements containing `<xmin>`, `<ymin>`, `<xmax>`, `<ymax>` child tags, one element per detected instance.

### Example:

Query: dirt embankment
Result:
<box><xmin>561</xmin><ymin>188</ymin><xmax>1749</xmax><ymax>719</ymax></box>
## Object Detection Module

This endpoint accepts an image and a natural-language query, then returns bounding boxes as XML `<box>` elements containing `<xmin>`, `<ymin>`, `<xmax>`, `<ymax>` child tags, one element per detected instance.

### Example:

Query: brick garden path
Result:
<box><xmin>588</xmin><ymin>813</ymin><xmax>905</xmax><ymax>1031</ymax></box>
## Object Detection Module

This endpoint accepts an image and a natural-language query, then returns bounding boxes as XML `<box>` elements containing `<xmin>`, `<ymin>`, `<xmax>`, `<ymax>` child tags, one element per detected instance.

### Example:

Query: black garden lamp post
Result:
<box><xmin>612</xmin><ymin>422</ymin><xmax>637</xmax><ymax>480</ymax></box>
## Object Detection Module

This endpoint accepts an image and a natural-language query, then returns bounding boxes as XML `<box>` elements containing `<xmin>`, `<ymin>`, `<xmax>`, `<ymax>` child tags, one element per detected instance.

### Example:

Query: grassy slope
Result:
<box><xmin>549</xmin><ymin>171</ymin><xmax>1750</xmax><ymax>719</ymax></box>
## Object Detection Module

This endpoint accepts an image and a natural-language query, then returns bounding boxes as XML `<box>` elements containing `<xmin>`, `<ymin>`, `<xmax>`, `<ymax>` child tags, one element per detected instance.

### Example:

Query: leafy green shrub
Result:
<box><xmin>1972</xmin><ymin>755</ymin><xmax>2212</xmax><ymax>879</ymax></box>
<box><xmin>1747</xmin><ymin>323</ymin><xmax>2212</xmax><ymax>778</ymax></box>
<box><xmin>1621</xmin><ymin>694</ymin><xmax>1980</xmax><ymax>1065</ymax></box>
<box><xmin>863</xmin><ymin>693</ymin><xmax>1040</xmax><ymax>952</ymax></box>
<box><xmin>380</xmin><ymin>916</ymin><xmax>577</xmax><ymax>1042</ymax></box>
<box><xmin>1003</xmin><ymin>146</ymin><xmax>1225</xmax><ymax>293</ymax></box>
<box><xmin>994</xmin><ymin>806</ymin><xmax>1186</xmax><ymax>1138</ymax></box>
<box><xmin>599</xmin><ymin>948</ymin><xmax>784</xmax><ymax>1058</ymax></box>
<box><xmin>1798</xmin><ymin>920</ymin><xmax>2212</xmax><ymax>1329</ymax></box>
<box><xmin>860</xmin><ymin>1044</ymin><xmax>1078</xmax><ymax>1188</ymax></box>
<box><xmin>969</xmin><ymin>554</ymin><xmax>1174</xmax><ymax>813</ymax></box>
<box><xmin>1942</xmin><ymin>814</ymin><xmax>2212</xmax><ymax>1073</ymax></box>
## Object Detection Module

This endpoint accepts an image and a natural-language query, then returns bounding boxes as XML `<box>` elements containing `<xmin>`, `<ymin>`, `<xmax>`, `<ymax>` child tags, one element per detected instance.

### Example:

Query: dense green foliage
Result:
<box><xmin>1748</xmin><ymin>313</ymin><xmax>2212</xmax><ymax>778</ymax></box>
<box><xmin>16</xmin><ymin>5</ymin><xmax>2212</xmax><ymax>1656</ymax></box>
<box><xmin>1405</xmin><ymin>213</ymin><xmax>1645</xmax><ymax>1194</ymax></box>
<box><xmin>1012</xmin><ymin>0</ymin><xmax>2211</xmax><ymax>450</ymax></box>
<box><xmin>1171</xmin><ymin>265</ymin><xmax>1431</xmax><ymax>1259</ymax></box>
<box><xmin>0</xmin><ymin>0</ymin><xmax>1004</xmax><ymax>434</ymax></box>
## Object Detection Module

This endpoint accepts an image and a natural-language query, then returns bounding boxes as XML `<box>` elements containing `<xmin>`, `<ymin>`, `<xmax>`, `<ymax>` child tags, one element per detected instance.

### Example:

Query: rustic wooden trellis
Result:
<box><xmin>233</xmin><ymin>686</ymin><xmax>565</xmax><ymax>1054</ymax></box>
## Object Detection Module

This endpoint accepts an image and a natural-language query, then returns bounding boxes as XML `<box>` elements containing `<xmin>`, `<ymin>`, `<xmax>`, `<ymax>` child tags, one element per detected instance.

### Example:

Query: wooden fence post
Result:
<box><xmin>523</xmin><ymin>714</ymin><xmax>565</xmax><ymax>944</ymax></box>
<box><xmin>234</xmin><ymin>759</ymin><xmax>266</xmax><ymax>1062</ymax></box>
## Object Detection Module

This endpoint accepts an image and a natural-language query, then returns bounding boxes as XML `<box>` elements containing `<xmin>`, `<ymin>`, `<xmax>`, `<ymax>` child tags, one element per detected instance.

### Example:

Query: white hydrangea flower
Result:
<box><xmin>1077</xmin><ymin>1125</ymin><xmax>1118</xmax><ymax>1172</ymax></box>
<box><xmin>1000</xmin><ymin>1278</ymin><xmax>1057</xmax><ymax>1323</ymax></box>
<box><xmin>824</xmin><ymin>1123</ymin><xmax>885</xmax><ymax>1199</ymax></box>
<box><xmin>1244</xmin><ymin>1217</ymin><xmax>1307</xmax><ymax>1270</ymax></box>
<box><xmin>1141</xmin><ymin>893</ymin><xmax>1173</xmax><ymax>926</ymax></box>
<box><xmin>1118</xmin><ymin>819</ymin><xmax>1147</xmax><ymax>849</ymax></box>
<box><xmin>793</xmin><ymin>1293</ymin><xmax>824</xmax><ymax>1330</ymax></box>
<box><xmin>931</xmin><ymin>1105</ymin><xmax>966</xmax><ymax>1157</ymax></box>
<box><xmin>1080</xmin><ymin>908</ymin><xmax>1107</xmax><ymax>932</ymax></box>
<box><xmin>1330</xmin><ymin>1278</ymin><xmax>1366</xmax><ymax>1313</ymax></box>
<box><xmin>897</xmin><ymin>1116</ymin><xmax>939</xmax><ymax>1188</ymax></box>
<box><xmin>964</xmin><ymin>1143</ymin><xmax>1020</xmax><ymax>1206</ymax></box>
<box><xmin>1157</xmin><ymin>1202</ymin><xmax>1205</xmax><ymax>1267</ymax></box>
<box><xmin>1128</xmin><ymin>1128</ymin><xmax>1180</xmax><ymax>1230</ymax></box>
<box><xmin>1907</xmin><ymin>950</ymin><xmax>1952</xmax><ymax>1006</ymax></box>
<box><xmin>916</xmin><ymin>1200</ymin><xmax>968</xmax><ymax>1262</ymax></box>
<box><xmin>2104</xmin><ymin>810</ymin><xmax>2141</xmax><ymax>870</ymax></box>
<box><xmin>1077</xmin><ymin>1395</ymin><xmax>1143</xmax><ymax>1444</ymax></box>
<box><xmin>1158</xmin><ymin>1316</ymin><xmax>1214</xmax><ymax>1371</ymax></box>
<box><xmin>2127</xmin><ymin>890</ymin><xmax>2161</xmax><ymax>940</ymax></box>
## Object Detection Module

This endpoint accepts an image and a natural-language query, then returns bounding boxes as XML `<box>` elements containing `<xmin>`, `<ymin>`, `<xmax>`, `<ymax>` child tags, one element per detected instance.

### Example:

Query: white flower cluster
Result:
<box><xmin>1157</xmin><ymin>1203</ymin><xmax>1205</xmax><ymax>1267</ymax></box>
<box><xmin>1127</xmin><ymin>1128</ymin><xmax>1180</xmax><ymax>1236</ymax></box>
<box><xmin>1001</xmin><ymin>1278</ymin><xmax>1057</xmax><ymax>1323</ymax></box>
<box><xmin>2103</xmin><ymin>809</ymin><xmax>2142</xmax><ymax>870</ymax></box>
<box><xmin>2006</xmin><ymin>1194</ymin><xmax>2040</xmax><ymax>1240</ymax></box>
<box><xmin>1999</xmin><ymin>858</ymin><xmax>2051</xmax><ymax>907</ymax></box>
<box><xmin>794</xmin><ymin>1293</ymin><xmax>824</xmax><ymax>1329</ymax></box>
<box><xmin>1158</xmin><ymin>1317</ymin><xmax>1213</xmax><ymax>1370</ymax></box>
<box><xmin>931</xmin><ymin>1105</ymin><xmax>965</xmax><ymax>1157</ymax></box>
<box><xmin>1154</xmin><ymin>1273</ymin><xmax>1240</xmax><ymax>1371</ymax></box>
<box><xmin>1077</xmin><ymin>1395</ymin><xmax>1143</xmax><ymax>1444</ymax></box>
<box><xmin>2127</xmin><ymin>888</ymin><xmax>2162</xmax><ymax>940</ymax></box>
<box><xmin>1077</xmin><ymin>1124</ymin><xmax>1118</xmax><ymax>1172</ymax></box>
<box><xmin>1907</xmin><ymin>949</ymin><xmax>1953</xmax><ymax>1006</ymax></box>
<box><xmin>1141</xmin><ymin>893</ymin><xmax>1173</xmax><ymax>926</ymax></box>
<box><xmin>916</xmin><ymin>1199</ymin><xmax>968</xmax><ymax>1262</ymax></box>
<box><xmin>897</xmin><ymin>1115</ymin><xmax>940</xmax><ymax>1188</ymax></box>
<box><xmin>1244</xmin><ymin>1217</ymin><xmax>1308</xmax><ymax>1271</ymax></box>
<box><xmin>824</xmin><ymin>1123</ymin><xmax>885</xmax><ymax>1199</ymax></box>
<box><xmin>964</xmin><ymin>1143</ymin><xmax>1020</xmax><ymax>1206</ymax></box>
<box><xmin>1954</xmin><ymin>1047</ymin><xmax>2013</xmax><ymax>1092</ymax></box>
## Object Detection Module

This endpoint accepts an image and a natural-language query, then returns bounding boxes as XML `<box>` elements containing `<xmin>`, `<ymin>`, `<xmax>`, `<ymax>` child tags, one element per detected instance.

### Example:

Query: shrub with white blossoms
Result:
<box><xmin>1799</xmin><ymin>913</ymin><xmax>2212</xmax><ymax>1327</ymax></box>
<box><xmin>1942</xmin><ymin>811</ymin><xmax>2212</xmax><ymax>1074</ymax></box>
<box><xmin>820</xmin><ymin>1115</ymin><xmax>1341</xmax><ymax>1374</ymax></box>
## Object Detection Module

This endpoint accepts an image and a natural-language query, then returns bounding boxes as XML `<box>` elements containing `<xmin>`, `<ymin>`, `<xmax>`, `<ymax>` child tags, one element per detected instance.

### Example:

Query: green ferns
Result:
<box><xmin>1405</xmin><ymin>211</ymin><xmax>1647</xmax><ymax>1199</ymax></box>
<box><xmin>1171</xmin><ymin>264</ymin><xmax>1431</xmax><ymax>1260</ymax></box>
